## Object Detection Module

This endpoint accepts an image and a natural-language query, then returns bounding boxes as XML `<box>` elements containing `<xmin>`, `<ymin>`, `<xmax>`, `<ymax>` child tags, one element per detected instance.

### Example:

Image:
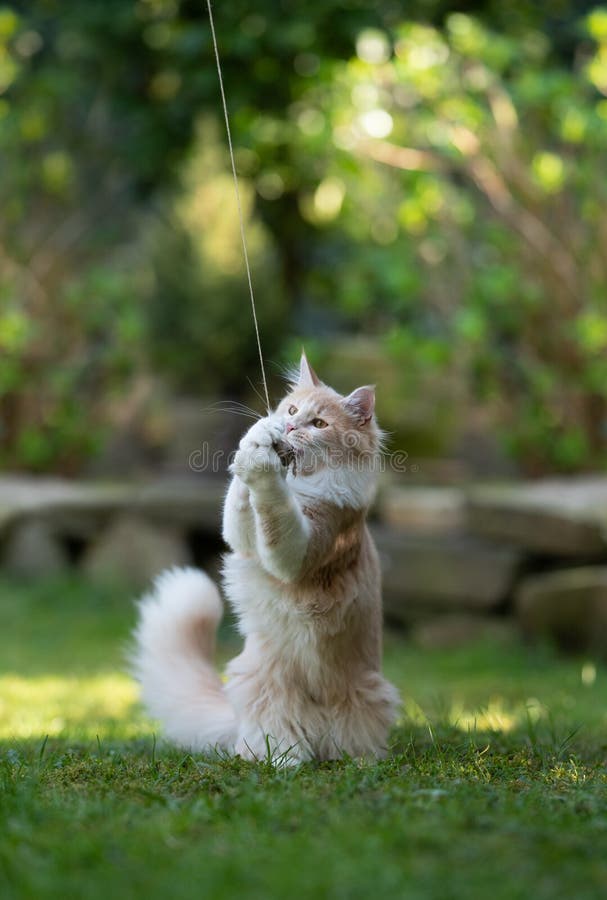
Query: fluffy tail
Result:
<box><xmin>132</xmin><ymin>567</ymin><xmax>237</xmax><ymax>752</ymax></box>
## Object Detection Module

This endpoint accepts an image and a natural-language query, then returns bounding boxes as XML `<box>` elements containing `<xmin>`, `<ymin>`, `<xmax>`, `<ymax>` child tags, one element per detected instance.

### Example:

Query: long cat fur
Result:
<box><xmin>132</xmin><ymin>353</ymin><xmax>400</xmax><ymax>763</ymax></box>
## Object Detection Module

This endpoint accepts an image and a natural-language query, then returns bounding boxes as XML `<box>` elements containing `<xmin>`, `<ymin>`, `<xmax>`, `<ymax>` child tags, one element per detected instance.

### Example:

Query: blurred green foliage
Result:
<box><xmin>0</xmin><ymin>1</ymin><xmax>606</xmax><ymax>472</ymax></box>
<box><xmin>145</xmin><ymin>119</ymin><xmax>288</xmax><ymax>396</ymax></box>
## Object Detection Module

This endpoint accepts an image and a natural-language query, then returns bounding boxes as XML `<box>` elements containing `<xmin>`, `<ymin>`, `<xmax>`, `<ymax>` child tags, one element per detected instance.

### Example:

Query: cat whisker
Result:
<box><xmin>205</xmin><ymin>401</ymin><xmax>264</xmax><ymax>421</ymax></box>
<box><xmin>207</xmin><ymin>409</ymin><xmax>260</xmax><ymax>421</ymax></box>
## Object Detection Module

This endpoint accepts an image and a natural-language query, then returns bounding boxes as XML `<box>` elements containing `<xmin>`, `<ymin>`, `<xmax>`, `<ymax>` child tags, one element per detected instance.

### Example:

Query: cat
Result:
<box><xmin>132</xmin><ymin>352</ymin><xmax>400</xmax><ymax>764</ymax></box>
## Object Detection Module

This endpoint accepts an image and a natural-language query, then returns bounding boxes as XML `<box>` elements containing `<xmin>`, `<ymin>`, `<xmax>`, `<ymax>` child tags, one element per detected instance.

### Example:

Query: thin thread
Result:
<box><xmin>205</xmin><ymin>0</ymin><xmax>271</xmax><ymax>414</ymax></box>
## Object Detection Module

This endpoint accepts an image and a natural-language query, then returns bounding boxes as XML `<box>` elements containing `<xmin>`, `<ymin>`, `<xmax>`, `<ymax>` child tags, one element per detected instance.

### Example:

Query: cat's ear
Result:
<box><xmin>342</xmin><ymin>386</ymin><xmax>375</xmax><ymax>426</ymax></box>
<box><xmin>298</xmin><ymin>350</ymin><xmax>322</xmax><ymax>388</ymax></box>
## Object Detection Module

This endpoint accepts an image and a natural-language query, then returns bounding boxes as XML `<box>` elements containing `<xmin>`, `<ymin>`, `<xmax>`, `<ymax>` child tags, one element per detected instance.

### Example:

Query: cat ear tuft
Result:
<box><xmin>298</xmin><ymin>350</ymin><xmax>322</xmax><ymax>388</ymax></box>
<box><xmin>342</xmin><ymin>386</ymin><xmax>375</xmax><ymax>426</ymax></box>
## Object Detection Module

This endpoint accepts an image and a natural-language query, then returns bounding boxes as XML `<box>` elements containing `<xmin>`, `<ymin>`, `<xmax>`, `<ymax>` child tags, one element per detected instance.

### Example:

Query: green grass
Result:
<box><xmin>1</xmin><ymin>576</ymin><xmax>607</xmax><ymax>900</ymax></box>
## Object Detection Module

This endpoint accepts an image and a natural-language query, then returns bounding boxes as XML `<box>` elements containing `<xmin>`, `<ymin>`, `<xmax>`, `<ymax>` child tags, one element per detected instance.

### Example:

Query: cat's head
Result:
<box><xmin>275</xmin><ymin>352</ymin><xmax>381</xmax><ymax>473</ymax></box>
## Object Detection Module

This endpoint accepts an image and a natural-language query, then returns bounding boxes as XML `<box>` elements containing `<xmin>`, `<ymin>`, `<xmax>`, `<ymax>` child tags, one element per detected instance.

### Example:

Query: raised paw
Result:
<box><xmin>238</xmin><ymin>416</ymin><xmax>285</xmax><ymax>452</ymax></box>
<box><xmin>230</xmin><ymin>416</ymin><xmax>286</xmax><ymax>486</ymax></box>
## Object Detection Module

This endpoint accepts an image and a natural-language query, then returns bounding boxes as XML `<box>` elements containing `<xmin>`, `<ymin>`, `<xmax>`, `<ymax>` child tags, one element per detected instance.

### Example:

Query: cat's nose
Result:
<box><xmin>286</xmin><ymin>423</ymin><xmax>295</xmax><ymax>433</ymax></box>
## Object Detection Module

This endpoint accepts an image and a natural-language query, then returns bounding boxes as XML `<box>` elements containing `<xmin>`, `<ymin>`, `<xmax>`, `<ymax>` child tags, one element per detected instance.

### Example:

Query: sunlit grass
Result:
<box><xmin>1</xmin><ymin>575</ymin><xmax>606</xmax><ymax>745</ymax></box>
<box><xmin>382</xmin><ymin>629</ymin><xmax>607</xmax><ymax>737</ymax></box>
<box><xmin>0</xmin><ymin>673</ymin><xmax>146</xmax><ymax>740</ymax></box>
<box><xmin>402</xmin><ymin>695</ymin><xmax>547</xmax><ymax>733</ymax></box>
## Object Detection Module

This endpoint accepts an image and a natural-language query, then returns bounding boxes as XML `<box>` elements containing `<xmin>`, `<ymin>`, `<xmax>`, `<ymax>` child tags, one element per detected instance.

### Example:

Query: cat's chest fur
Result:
<box><xmin>223</xmin><ymin>495</ymin><xmax>378</xmax><ymax>637</ymax></box>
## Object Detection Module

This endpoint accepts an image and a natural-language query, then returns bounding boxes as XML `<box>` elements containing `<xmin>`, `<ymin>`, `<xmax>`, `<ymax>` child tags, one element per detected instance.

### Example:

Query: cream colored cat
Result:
<box><xmin>133</xmin><ymin>353</ymin><xmax>400</xmax><ymax>764</ymax></box>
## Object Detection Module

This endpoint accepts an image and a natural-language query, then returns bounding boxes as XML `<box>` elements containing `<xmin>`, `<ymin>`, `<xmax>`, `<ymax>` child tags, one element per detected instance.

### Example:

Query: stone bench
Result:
<box><xmin>2</xmin><ymin>473</ymin><xmax>607</xmax><ymax>654</ymax></box>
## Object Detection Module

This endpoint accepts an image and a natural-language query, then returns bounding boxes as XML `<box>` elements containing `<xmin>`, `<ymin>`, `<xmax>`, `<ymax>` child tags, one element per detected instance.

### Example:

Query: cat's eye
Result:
<box><xmin>288</xmin><ymin>405</ymin><xmax>298</xmax><ymax>415</ymax></box>
<box><xmin>312</xmin><ymin>417</ymin><xmax>328</xmax><ymax>428</ymax></box>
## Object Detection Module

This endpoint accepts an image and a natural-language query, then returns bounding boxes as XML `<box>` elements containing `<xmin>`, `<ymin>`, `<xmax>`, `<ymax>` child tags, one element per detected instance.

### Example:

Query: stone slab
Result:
<box><xmin>466</xmin><ymin>478</ymin><xmax>607</xmax><ymax>557</ymax></box>
<box><xmin>378</xmin><ymin>486</ymin><xmax>465</xmax><ymax>534</ymax></box>
<box><xmin>372</xmin><ymin>525</ymin><xmax>521</xmax><ymax>624</ymax></box>
<box><xmin>0</xmin><ymin>475</ymin><xmax>225</xmax><ymax>540</ymax></box>
<box><xmin>1</xmin><ymin>520</ymin><xmax>69</xmax><ymax>578</ymax></box>
<box><xmin>81</xmin><ymin>514</ymin><xmax>191</xmax><ymax>588</ymax></box>
<box><xmin>515</xmin><ymin>566</ymin><xmax>607</xmax><ymax>655</ymax></box>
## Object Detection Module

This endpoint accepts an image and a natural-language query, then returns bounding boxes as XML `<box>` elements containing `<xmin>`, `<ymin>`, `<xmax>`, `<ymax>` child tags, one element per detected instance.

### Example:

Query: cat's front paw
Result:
<box><xmin>230</xmin><ymin>416</ymin><xmax>285</xmax><ymax>486</ymax></box>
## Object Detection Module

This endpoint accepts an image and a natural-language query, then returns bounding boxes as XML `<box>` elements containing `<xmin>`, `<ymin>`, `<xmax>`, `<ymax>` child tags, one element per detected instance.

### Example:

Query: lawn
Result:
<box><xmin>1</xmin><ymin>575</ymin><xmax>606</xmax><ymax>900</ymax></box>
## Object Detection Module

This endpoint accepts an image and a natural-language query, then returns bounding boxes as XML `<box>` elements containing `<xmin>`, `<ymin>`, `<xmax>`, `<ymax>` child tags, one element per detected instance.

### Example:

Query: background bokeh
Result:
<box><xmin>1</xmin><ymin>0</ymin><xmax>607</xmax><ymax>476</ymax></box>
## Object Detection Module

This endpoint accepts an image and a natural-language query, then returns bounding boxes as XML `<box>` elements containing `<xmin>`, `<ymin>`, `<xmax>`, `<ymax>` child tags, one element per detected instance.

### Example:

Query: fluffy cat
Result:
<box><xmin>132</xmin><ymin>353</ymin><xmax>400</xmax><ymax>764</ymax></box>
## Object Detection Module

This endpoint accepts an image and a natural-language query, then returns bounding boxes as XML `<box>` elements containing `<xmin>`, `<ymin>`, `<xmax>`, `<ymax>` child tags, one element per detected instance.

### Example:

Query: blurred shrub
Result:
<box><xmin>0</xmin><ymin>263</ymin><xmax>145</xmax><ymax>472</ymax></box>
<box><xmin>0</xmin><ymin>0</ymin><xmax>196</xmax><ymax>472</ymax></box>
<box><xmin>0</xmin><ymin>0</ymin><xmax>391</xmax><ymax>472</ymax></box>
<box><xmin>145</xmin><ymin>119</ymin><xmax>286</xmax><ymax>397</ymax></box>
<box><xmin>0</xmin><ymin>5</ymin><xmax>148</xmax><ymax>472</ymax></box>
<box><xmin>2</xmin><ymin>1</ymin><xmax>607</xmax><ymax>474</ymax></box>
<box><xmin>292</xmin><ymin>10</ymin><xmax>607</xmax><ymax>472</ymax></box>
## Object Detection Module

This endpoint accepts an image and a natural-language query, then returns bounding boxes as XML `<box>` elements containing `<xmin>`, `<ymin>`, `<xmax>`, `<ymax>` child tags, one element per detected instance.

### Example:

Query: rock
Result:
<box><xmin>1</xmin><ymin>520</ymin><xmax>69</xmax><ymax>578</ymax></box>
<box><xmin>378</xmin><ymin>486</ymin><xmax>465</xmax><ymax>534</ymax></box>
<box><xmin>0</xmin><ymin>474</ymin><xmax>225</xmax><ymax>581</ymax></box>
<box><xmin>410</xmin><ymin>614</ymin><xmax>517</xmax><ymax>650</ymax></box>
<box><xmin>0</xmin><ymin>475</ymin><xmax>225</xmax><ymax>541</ymax></box>
<box><xmin>515</xmin><ymin>567</ymin><xmax>607</xmax><ymax>655</ymax></box>
<box><xmin>373</xmin><ymin>525</ymin><xmax>521</xmax><ymax>624</ymax></box>
<box><xmin>82</xmin><ymin>515</ymin><xmax>191</xmax><ymax>588</ymax></box>
<box><xmin>0</xmin><ymin>476</ymin><xmax>134</xmax><ymax>541</ymax></box>
<box><xmin>466</xmin><ymin>477</ymin><xmax>607</xmax><ymax>557</ymax></box>
<box><xmin>129</xmin><ymin>480</ymin><xmax>225</xmax><ymax>532</ymax></box>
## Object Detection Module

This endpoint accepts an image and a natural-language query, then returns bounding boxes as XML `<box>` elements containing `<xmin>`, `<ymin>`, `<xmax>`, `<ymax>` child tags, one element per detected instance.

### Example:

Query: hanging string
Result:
<box><xmin>205</xmin><ymin>0</ymin><xmax>271</xmax><ymax>414</ymax></box>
